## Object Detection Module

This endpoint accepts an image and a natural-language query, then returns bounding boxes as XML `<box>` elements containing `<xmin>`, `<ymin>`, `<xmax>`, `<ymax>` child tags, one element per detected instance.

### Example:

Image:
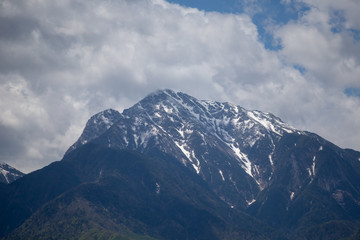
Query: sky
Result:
<box><xmin>0</xmin><ymin>0</ymin><xmax>359</xmax><ymax>173</ymax></box>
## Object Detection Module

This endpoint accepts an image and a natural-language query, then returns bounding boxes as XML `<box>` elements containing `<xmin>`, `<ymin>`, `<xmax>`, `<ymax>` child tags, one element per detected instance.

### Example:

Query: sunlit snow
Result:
<box><xmin>0</xmin><ymin>169</ymin><xmax>10</xmax><ymax>183</ymax></box>
<box><xmin>312</xmin><ymin>156</ymin><xmax>316</xmax><ymax>177</ymax></box>
<box><xmin>155</xmin><ymin>182</ymin><xmax>161</xmax><ymax>195</ymax></box>
<box><xmin>247</xmin><ymin>111</ymin><xmax>282</xmax><ymax>135</ymax></box>
<box><xmin>174</xmin><ymin>141</ymin><xmax>200</xmax><ymax>174</ymax></box>
<box><xmin>219</xmin><ymin>169</ymin><xmax>225</xmax><ymax>181</ymax></box>
<box><xmin>290</xmin><ymin>192</ymin><xmax>295</xmax><ymax>200</ymax></box>
<box><xmin>229</xmin><ymin>143</ymin><xmax>253</xmax><ymax>178</ymax></box>
<box><xmin>247</xmin><ymin>199</ymin><xmax>256</xmax><ymax>206</ymax></box>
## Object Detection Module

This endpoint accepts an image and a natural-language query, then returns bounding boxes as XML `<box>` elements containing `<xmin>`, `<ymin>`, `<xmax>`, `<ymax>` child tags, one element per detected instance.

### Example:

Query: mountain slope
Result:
<box><xmin>0</xmin><ymin>162</ymin><xmax>24</xmax><ymax>184</ymax></box>
<box><xmin>247</xmin><ymin>133</ymin><xmax>360</xmax><ymax>238</ymax></box>
<box><xmin>2</xmin><ymin>144</ymin><xmax>283</xmax><ymax>240</ymax></box>
<box><xmin>0</xmin><ymin>160</ymin><xmax>81</xmax><ymax>237</ymax></box>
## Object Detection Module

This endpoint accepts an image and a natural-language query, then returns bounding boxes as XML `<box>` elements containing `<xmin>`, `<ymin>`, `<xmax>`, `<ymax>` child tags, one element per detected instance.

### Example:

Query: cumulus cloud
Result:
<box><xmin>0</xmin><ymin>0</ymin><xmax>359</xmax><ymax>172</ymax></box>
<box><xmin>275</xmin><ymin>1</ymin><xmax>360</xmax><ymax>88</ymax></box>
<box><xmin>272</xmin><ymin>0</ymin><xmax>360</xmax><ymax>146</ymax></box>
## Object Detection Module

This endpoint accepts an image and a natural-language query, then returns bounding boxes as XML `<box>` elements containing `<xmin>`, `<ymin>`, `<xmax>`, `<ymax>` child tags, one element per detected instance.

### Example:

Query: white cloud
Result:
<box><xmin>0</xmin><ymin>0</ymin><xmax>359</xmax><ymax>172</ymax></box>
<box><xmin>275</xmin><ymin>3</ymin><xmax>360</xmax><ymax>88</ymax></box>
<box><xmin>272</xmin><ymin>0</ymin><xmax>360</xmax><ymax>148</ymax></box>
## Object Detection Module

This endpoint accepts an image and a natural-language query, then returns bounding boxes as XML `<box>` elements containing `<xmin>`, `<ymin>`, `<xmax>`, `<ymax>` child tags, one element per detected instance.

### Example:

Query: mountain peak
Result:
<box><xmin>65</xmin><ymin>108</ymin><xmax>122</xmax><ymax>155</ymax></box>
<box><xmin>0</xmin><ymin>162</ymin><xmax>25</xmax><ymax>184</ymax></box>
<box><xmin>66</xmin><ymin>89</ymin><xmax>305</xmax><ymax>208</ymax></box>
<box><xmin>136</xmin><ymin>89</ymin><xmax>298</xmax><ymax>136</ymax></box>
<box><xmin>137</xmin><ymin>89</ymin><xmax>192</xmax><ymax>107</ymax></box>
<box><xmin>145</xmin><ymin>88</ymin><xmax>177</xmax><ymax>97</ymax></box>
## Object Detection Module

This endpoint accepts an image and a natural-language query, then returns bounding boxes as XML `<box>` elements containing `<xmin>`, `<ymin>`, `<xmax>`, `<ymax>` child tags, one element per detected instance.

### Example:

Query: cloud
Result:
<box><xmin>0</xmin><ymin>0</ymin><xmax>359</xmax><ymax>172</ymax></box>
<box><xmin>271</xmin><ymin>0</ymin><xmax>360</xmax><ymax>147</ymax></box>
<box><xmin>275</xmin><ymin>1</ymin><xmax>360</xmax><ymax>88</ymax></box>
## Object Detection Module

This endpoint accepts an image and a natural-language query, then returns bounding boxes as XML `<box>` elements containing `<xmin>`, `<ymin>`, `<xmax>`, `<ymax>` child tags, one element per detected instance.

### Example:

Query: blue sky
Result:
<box><xmin>167</xmin><ymin>0</ymin><xmax>242</xmax><ymax>13</ymax></box>
<box><xmin>0</xmin><ymin>0</ymin><xmax>359</xmax><ymax>172</ymax></box>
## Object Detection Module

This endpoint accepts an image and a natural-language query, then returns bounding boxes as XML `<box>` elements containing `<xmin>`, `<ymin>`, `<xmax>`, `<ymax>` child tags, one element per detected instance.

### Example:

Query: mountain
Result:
<box><xmin>1</xmin><ymin>89</ymin><xmax>360</xmax><ymax>239</ymax></box>
<box><xmin>66</xmin><ymin>89</ymin><xmax>360</xmax><ymax>238</ymax></box>
<box><xmin>0</xmin><ymin>162</ymin><xmax>24</xmax><ymax>184</ymax></box>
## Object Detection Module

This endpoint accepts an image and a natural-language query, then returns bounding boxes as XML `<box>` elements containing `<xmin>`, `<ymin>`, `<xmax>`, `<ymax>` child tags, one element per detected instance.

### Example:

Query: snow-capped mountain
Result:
<box><xmin>67</xmin><ymin>89</ymin><xmax>307</xmax><ymax>207</ymax></box>
<box><xmin>0</xmin><ymin>162</ymin><xmax>24</xmax><ymax>184</ymax></box>
<box><xmin>67</xmin><ymin>90</ymin><xmax>360</xmax><ymax>220</ymax></box>
<box><xmin>1</xmin><ymin>89</ymin><xmax>359</xmax><ymax>239</ymax></box>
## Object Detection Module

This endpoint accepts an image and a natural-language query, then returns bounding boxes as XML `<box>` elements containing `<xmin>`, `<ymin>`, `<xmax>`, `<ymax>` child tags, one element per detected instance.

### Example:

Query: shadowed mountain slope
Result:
<box><xmin>2</xmin><ymin>144</ymin><xmax>283</xmax><ymax>240</ymax></box>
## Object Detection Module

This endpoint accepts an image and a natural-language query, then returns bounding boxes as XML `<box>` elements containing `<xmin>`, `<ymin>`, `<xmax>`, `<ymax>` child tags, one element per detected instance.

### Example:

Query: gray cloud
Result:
<box><xmin>0</xmin><ymin>0</ymin><xmax>359</xmax><ymax>172</ymax></box>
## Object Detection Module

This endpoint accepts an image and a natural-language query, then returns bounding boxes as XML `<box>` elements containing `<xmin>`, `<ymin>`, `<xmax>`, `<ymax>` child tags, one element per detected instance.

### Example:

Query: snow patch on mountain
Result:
<box><xmin>219</xmin><ymin>169</ymin><xmax>225</xmax><ymax>181</ymax></box>
<box><xmin>312</xmin><ymin>156</ymin><xmax>316</xmax><ymax>177</ymax></box>
<box><xmin>174</xmin><ymin>141</ymin><xmax>200</xmax><ymax>174</ymax></box>
<box><xmin>0</xmin><ymin>168</ymin><xmax>10</xmax><ymax>183</ymax></box>
<box><xmin>247</xmin><ymin>199</ymin><xmax>256</xmax><ymax>206</ymax></box>
<box><xmin>246</xmin><ymin>110</ymin><xmax>297</xmax><ymax>136</ymax></box>
<box><xmin>290</xmin><ymin>192</ymin><xmax>295</xmax><ymax>200</ymax></box>
<box><xmin>155</xmin><ymin>182</ymin><xmax>161</xmax><ymax>195</ymax></box>
<box><xmin>229</xmin><ymin>143</ymin><xmax>252</xmax><ymax>177</ymax></box>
